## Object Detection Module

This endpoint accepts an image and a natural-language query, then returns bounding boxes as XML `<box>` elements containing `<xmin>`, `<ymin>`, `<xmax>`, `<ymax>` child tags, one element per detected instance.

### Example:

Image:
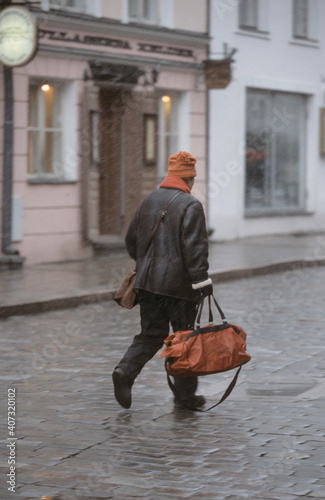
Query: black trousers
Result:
<box><xmin>117</xmin><ymin>290</ymin><xmax>199</xmax><ymax>400</ymax></box>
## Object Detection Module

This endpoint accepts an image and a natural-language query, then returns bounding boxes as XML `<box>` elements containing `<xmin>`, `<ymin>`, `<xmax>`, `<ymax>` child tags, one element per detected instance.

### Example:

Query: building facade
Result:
<box><xmin>208</xmin><ymin>0</ymin><xmax>325</xmax><ymax>240</ymax></box>
<box><xmin>0</xmin><ymin>0</ymin><xmax>208</xmax><ymax>264</ymax></box>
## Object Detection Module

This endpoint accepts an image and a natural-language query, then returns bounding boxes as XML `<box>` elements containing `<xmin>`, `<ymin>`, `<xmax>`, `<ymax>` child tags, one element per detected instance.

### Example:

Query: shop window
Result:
<box><xmin>245</xmin><ymin>89</ymin><xmax>306</xmax><ymax>214</ymax></box>
<box><xmin>292</xmin><ymin>0</ymin><xmax>318</xmax><ymax>41</ymax></box>
<box><xmin>128</xmin><ymin>0</ymin><xmax>158</xmax><ymax>24</ymax></box>
<box><xmin>158</xmin><ymin>92</ymin><xmax>189</xmax><ymax>179</ymax></box>
<box><xmin>49</xmin><ymin>0</ymin><xmax>86</xmax><ymax>11</ymax></box>
<box><xmin>28</xmin><ymin>80</ymin><xmax>77</xmax><ymax>182</ymax></box>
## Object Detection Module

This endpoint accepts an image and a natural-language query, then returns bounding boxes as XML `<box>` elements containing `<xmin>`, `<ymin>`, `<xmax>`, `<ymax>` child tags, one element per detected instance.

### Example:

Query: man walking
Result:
<box><xmin>112</xmin><ymin>151</ymin><xmax>212</xmax><ymax>410</ymax></box>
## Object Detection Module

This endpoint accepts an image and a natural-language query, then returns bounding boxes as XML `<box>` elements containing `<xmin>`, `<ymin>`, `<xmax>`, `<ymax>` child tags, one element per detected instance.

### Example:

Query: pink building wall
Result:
<box><xmin>1</xmin><ymin>20</ymin><xmax>208</xmax><ymax>264</ymax></box>
<box><xmin>10</xmin><ymin>57</ymin><xmax>92</xmax><ymax>264</ymax></box>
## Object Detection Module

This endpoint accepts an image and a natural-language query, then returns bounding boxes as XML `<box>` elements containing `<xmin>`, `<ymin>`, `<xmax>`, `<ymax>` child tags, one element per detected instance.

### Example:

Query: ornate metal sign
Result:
<box><xmin>0</xmin><ymin>6</ymin><xmax>38</xmax><ymax>67</ymax></box>
<box><xmin>204</xmin><ymin>59</ymin><xmax>231</xmax><ymax>89</ymax></box>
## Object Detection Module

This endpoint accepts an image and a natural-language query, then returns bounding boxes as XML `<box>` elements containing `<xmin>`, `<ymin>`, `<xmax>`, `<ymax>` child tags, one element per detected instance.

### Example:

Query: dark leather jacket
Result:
<box><xmin>125</xmin><ymin>187</ymin><xmax>210</xmax><ymax>301</ymax></box>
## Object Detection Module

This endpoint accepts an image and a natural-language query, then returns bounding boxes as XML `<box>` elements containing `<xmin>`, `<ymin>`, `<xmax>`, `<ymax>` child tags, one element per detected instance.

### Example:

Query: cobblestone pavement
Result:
<box><xmin>1</xmin><ymin>267</ymin><xmax>325</xmax><ymax>499</ymax></box>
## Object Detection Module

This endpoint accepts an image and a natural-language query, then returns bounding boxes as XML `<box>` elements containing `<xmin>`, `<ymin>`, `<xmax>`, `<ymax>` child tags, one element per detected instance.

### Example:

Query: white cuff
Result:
<box><xmin>192</xmin><ymin>278</ymin><xmax>212</xmax><ymax>290</ymax></box>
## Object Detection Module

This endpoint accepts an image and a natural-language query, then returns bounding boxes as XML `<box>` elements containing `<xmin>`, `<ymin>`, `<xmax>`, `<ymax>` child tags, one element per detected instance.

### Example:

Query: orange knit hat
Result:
<box><xmin>168</xmin><ymin>151</ymin><xmax>197</xmax><ymax>177</ymax></box>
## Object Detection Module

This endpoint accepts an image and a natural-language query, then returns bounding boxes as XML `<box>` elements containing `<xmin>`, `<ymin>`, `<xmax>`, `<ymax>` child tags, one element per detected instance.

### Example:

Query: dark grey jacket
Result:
<box><xmin>125</xmin><ymin>187</ymin><xmax>210</xmax><ymax>301</ymax></box>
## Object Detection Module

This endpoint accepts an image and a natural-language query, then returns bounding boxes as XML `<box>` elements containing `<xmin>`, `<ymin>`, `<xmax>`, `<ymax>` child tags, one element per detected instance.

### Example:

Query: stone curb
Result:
<box><xmin>1</xmin><ymin>257</ymin><xmax>325</xmax><ymax>319</ymax></box>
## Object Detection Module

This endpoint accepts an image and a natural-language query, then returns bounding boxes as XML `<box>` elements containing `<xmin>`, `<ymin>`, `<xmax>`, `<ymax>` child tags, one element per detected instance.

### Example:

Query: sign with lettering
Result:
<box><xmin>38</xmin><ymin>29</ymin><xmax>194</xmax><ymax>60</ymax></box>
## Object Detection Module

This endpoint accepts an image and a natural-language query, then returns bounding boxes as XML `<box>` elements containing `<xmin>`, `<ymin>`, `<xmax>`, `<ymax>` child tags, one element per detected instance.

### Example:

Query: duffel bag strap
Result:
<box><xmin>195</xmin><ymin>294</ymin><xmax>228</xmax><ymax>328</ymax></box>
<box><xmin>165</xmin><ymin>360</ymin><xmax>242</xmax><ymax>412</ymax></box>
<box><xmin>200</xmin><ymin>366</ymin><xmax>242</xmax><ymax>412</ymax></box>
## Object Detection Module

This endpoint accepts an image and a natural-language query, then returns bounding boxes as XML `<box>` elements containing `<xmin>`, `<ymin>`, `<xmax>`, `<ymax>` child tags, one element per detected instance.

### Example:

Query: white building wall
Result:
<box><xmin>208</xmin><ymin>0</ymin><xmax>325</xmax><ymax>240</ymax></box>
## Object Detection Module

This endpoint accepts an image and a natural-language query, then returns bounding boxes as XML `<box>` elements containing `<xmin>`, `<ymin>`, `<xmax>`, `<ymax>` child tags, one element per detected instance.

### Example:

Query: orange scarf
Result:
<box><xmin>159</xmin><ymin>175</ymin><xmax>191</xmax><ymax>194</ymax></box>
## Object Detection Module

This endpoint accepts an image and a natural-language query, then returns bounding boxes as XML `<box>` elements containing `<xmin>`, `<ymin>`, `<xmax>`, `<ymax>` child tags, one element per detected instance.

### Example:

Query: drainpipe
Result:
<box><xmin>1</xmin><ymin>65</ymin><xmax>19</xmax><ymax>255</ymax></box>
<box><xmin>120</xmin><ymin>90</ymin><xmax>125</xmax><ymax>238</ymax></box>
<box><xmin>206</xmin><ymin>0</ymin><xmax>212</xmax><ymax>235</ymax></box>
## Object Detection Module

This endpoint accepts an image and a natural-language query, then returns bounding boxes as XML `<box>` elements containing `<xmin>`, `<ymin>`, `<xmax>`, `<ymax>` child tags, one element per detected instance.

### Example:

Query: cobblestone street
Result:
<box><xmin>1</xmin><ymin>266</ymin><xmax>325</xmax><ymax>499</ymax></box>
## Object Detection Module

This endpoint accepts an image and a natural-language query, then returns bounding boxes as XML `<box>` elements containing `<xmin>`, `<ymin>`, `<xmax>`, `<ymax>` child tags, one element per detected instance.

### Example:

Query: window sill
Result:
<box><xmin>289</xmin><ymin>38</ymin><xmax>320</xmax><ymax>49</ymax></box>
<box><xmin>235</xmin><ymin>29</ymin><xmax>270</xmax><ymax>41</ymax></box>
<box><xmin>27</xmin><ymin>177</ymin><xmax>77</xmax><ymax>185</ymax></box>
<box><xmin>244</xmin><ymin>210</ymin><xmax>314</xmax><ymax>218</ymax></box>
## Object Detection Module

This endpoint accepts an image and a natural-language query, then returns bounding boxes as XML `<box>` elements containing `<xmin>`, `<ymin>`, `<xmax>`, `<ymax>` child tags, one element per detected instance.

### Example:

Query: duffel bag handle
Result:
<box><xmin>195</xmin><ymin>294</ymin><xmax>228</xmax><ymax>328</ymax></box>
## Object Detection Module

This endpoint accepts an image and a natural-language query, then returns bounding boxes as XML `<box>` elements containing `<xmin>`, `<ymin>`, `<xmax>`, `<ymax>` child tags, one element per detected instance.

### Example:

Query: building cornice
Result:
<box><xmin>37</xmin><ymin>43</ymin><xmax>204</xmax><ymax>73</ymax></box>
<box><xmin>30</xmin><ymin>8</ymin><xmax>209</xmax><ymax>48</ymax></box>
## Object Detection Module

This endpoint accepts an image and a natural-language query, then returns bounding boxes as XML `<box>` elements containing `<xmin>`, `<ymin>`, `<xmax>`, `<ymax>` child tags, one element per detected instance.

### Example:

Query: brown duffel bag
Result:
<box><xmin>159</xmin><ymin>294</ymin><xmax>251</xmax><ymax>410</ymax></box>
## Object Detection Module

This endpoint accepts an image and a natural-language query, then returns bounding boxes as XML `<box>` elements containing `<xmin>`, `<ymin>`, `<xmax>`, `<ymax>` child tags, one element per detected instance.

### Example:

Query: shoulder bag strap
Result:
<box><xmin>144</xmin><ymin>191</ymin><xmax>183</xmax><ymax>256</ymax></box>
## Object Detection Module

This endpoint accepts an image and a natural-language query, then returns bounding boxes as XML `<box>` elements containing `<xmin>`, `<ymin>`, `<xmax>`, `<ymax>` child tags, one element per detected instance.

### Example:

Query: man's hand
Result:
<box><xmin>199</xmin><ymin>284</ymin><xmax>213</xmax><ymax>298</ymax></box>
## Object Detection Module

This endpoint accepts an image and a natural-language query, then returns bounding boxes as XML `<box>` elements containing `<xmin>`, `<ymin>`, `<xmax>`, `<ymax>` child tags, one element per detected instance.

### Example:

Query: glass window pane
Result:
<box><xmin>129</xmin><ymin>0</ymin><xmax>139</xmax><ymax>19</ymax></box>
<box><xmin>158</xmin><ymin>93</ymin><xmax>181</xmax><ymax>177</ymax></box>
<box><xmin>143</xmin><ymin>0</ymin><xmax>157</xmax><ymax>21</ymax></box>
<box><xmin>245</xmin><ymin>90</ymin><xmax>273</xmax><ymax>209</ymax></box>
<box><xmin>28</xmin><ymin>84</ymin><xmax>39</xmax><ymax>127</ymax></box>
<box><xmin>52</xmin><ymin>131</ymin><xmax>62</xmax><ymax>175</ymax></box>
<box><xmin>43</xmin><ymin>85</ymin><xmax>61</xmax><ymax>129</ymax></box>
<box><xmin>239</xmin><ymin>0</ymin><xmax>258</xmax><ymax>29</ymax></box>
<box><xmin>293</xmin><ymin>0</ymin><xmax>308</xmax><ymax>38</ymax></box>
<box><xmin>245</xmin><ymin>89</ymin><xmax>305</xmax><ymax>212</ymax></box>
<box><xmin>28</xmin><ymin>130</ymin><xmax>40</xmax><ymax>174</ymax></box>
<box><xmin>273</xmin><ymin>93</ymin><xmax>305</xmax><ymax>208</ymax></box>
<box><xmin>163</xmin><ymin>97</ymin><xmax>171</xmax><ymax>132</ymax></box>
<box><xmin>50</xmin><ymin>0</ymin><xmax>84</xmax><ymax>9</ymax></box>
<box><xmin>28</xmin><ymin>80</ymin><xmax>63</xmax><ymax>176</ymax></box>
<box><xmin>44</xmin><ymin>86</ymin><xmax>54</xmax><ymax>128</ymax></box>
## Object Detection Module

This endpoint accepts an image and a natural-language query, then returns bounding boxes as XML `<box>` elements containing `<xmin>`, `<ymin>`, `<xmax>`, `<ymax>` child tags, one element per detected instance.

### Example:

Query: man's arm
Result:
<box><xmin>125</xmin><ymin>212</ymin><xmax>138</xmax><ymax>261</ymax></box>
<box><xmin>180</xmin><ymin>200</ymin><xmax>212</xmax><ymax>290</ymax></box>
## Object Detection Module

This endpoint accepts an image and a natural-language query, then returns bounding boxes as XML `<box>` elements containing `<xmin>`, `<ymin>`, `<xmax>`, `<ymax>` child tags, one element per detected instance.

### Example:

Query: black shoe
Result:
<box><xmin>112</xmin><ymin>367</ymin><xmax>133</xmax><ymax>409</ymax></box>
<box><xmin>174</xmin><ymin>395</ymin><xmax>206</xmax><ymax>410</ymax></box>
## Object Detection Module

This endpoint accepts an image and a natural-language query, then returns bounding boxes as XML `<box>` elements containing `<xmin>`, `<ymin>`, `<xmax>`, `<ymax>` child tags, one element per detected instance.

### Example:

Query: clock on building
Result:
<box><xmin>0</xmin><ymin>6</ymin><xmax>37</xmax><ymax>67</ymax></box>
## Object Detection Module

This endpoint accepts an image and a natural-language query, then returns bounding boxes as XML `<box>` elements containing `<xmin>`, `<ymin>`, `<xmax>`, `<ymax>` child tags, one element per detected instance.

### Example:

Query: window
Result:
<box><xmin>238</xmin><ymin>0</ymin><xmax>269</xmax><ymax>34</ymax></box>
<box><xmin>239</xmin><ymin>0</ymin><xmax>258</xmax><ymax>30</ymax></box>
<box><xmin>158</xmin><ymin>94</ymin><xmax>180</xmax><ymax>178</ymax></box>
<box><xmin>292</xmin><ymin>0</ymin><xmax>318</xmax><ymax>42</ymax></box>
<box><xmin>128</xmin><ymin>0</ymin><xmax>158</xmax><ymax>24</ymax></box>
<box><xmin>157</xmin><ymin>91</ymin><xmax>189</xmax><ymax>179</ymax></box>
<box><xmin>293</xmin><ymin>0</ymin><xmax>308</xmax><ymax>38</ymax></box>
<box><xmin>28</xmin><ymin>80</ymin><xmax>77</xmax><ymax>181</ymax></box>
<box><xmin>28</xmin><ymin>82</ymin><xmax>62</xmax><ymax>177</ymax></box>
<box><xmin>245</xmin><ymin>89</ymin><xmax>306</xmax><ymax>214</ymax></box>
<box><xmin>49</xmin><ymin>0</ymin><xmax>85</xmax><ymax>12</ymax></box>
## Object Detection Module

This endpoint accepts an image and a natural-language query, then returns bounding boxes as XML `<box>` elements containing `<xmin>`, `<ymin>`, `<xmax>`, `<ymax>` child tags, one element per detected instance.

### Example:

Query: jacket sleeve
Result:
<box><xmin>180</xmin><ymin>200</ymin><xmax>210</xmax><ymax>285</ymax></box>
<box><xmin>125</xmin><ymin>211</ymin><xmax>138</xmax><ymax>261</ymax></box>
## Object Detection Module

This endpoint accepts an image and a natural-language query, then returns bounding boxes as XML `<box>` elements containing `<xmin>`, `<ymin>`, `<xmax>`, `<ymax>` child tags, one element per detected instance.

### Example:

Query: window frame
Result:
<box><xmin>157</xmin><ymin>92</ymin><xmax>180</xmax><ymax>180</ymax></box>
<box><xmin>292</xmin><ymin>0</ymin><xmax>319</xmax><ymax>43</ymax></box>
<box><xmin>238</xmin><ymin>0</ymin><xmax>258</xmax><ymax>31</ymax></box>
<box><xmin>237</xmin><ymin>0</ymin><xmax>269</xmax><ymax>35</ymax></box>
<box><xmin>157</xmin><ymin>90</ymin><xmax>189</xmax><ymax>181</ymax></box>
<box><xmin>27</xmin><ymin>79</ymin><xmax>78</xmax><ymax>184</ymax></box>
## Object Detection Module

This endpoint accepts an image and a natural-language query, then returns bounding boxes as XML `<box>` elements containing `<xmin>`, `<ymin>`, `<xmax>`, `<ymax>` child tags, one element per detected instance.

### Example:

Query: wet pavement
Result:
<box><xmin>1</xmin><ymin>260</ymin><xmax>325</xmax><ymax>499</ymax></box>
<box><xmin>1</xmin><ymin>233</ymin><xmax>325</xmax><ymax>318</ymax></box>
